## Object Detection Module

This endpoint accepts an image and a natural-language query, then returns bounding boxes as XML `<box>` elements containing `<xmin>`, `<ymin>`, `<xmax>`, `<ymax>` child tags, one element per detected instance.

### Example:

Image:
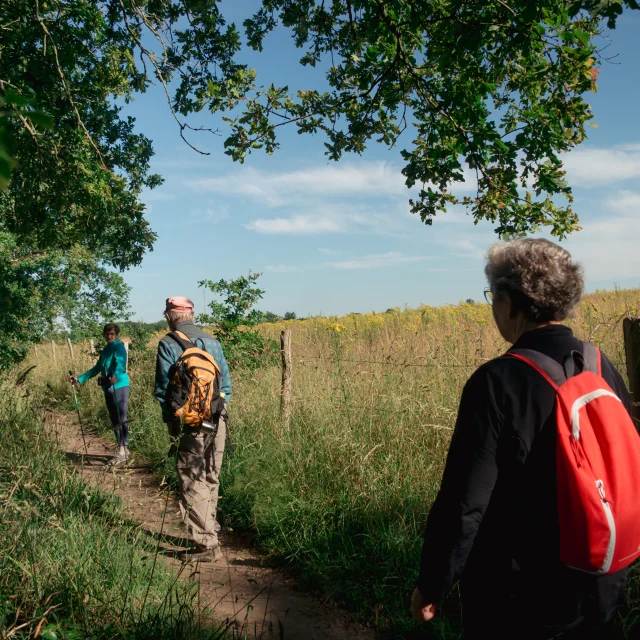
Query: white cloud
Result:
<box><xmin>549</xmin><ymin>190</ymin><xmax>640</xmax><ymax>281</ymax></box>
<box><xmin>187</xmin><ymin>163</ymin><xmax>403</xmax><ymax>207</ymax></box>
<box><xmin>448</xmin><ymin>239</ymin><xmax>488</xmax><ymax>260</ymax></box>
<box><xmin>604</xmin><ymin>190</ymin><xmax>640</xmax><ymax>213</ymax></box>
<box><xmin>245</xmin><ymin>200</ymin><xmax>479</xmax><ymax>236</ymax></box>
<box><xmin>245</xmin><ymin>215</ymin><xmax>344</xmax><ymax>234</ymax></box>
<box><xmin>244</xmin><ymin>201</ymin><xmax>415</xmax><ymax>236</ymax></box>
<box><xmin>330</xmin><ymin>252</ymin><xmax>434</xmax><ymax>270</ymax></box>
<box><xmin>186</xmin><ymin>161</ymin><xmax>477</xmax><ymax>207</ymax></box>
<box><xmin>562</xmin><ymin>145</ymin><xmax>640</xmax><ymax>187</ymax></box>
<box><xmin>318</xmin><ymin>247</ymin><xmax>339</xmax><ymax>255</ymax></box>
<box><xmin>266</xmin><ymin>251</ymin><xmax>434</xmax><ymax>273</ymax></box>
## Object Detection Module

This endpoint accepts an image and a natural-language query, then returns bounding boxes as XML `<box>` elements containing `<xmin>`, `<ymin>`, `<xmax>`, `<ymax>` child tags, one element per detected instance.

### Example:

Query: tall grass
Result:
<box><xmin>24</xmin><ymin>289</ymin><xmax>640</xmax><ymax>637</ymax></box>
<box><xmin>0</xmin><ymin>381</ymin><xmax>224</xmax><ymax>639</ymax></box>
<box><xmin>220</xmin><ymin>290</ymin><xmax>640</xmax><ymax>634</ymax></box>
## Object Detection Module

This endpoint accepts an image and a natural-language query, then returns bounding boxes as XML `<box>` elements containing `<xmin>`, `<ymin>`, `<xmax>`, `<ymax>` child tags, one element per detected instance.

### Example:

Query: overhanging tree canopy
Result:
<box><xmin>0</xmin><ymin>0</ymin><xmax>637</xmax><ymax>368</ymax></box>
<box><xmin>220</xmin><ymin>0</ymin><xmax>638</xmax><ymax>238</ymax></box>
<box><xmin>0</xmin><ymin>0</ymin><xmax>246</xmax><ymax>367</ymax></box>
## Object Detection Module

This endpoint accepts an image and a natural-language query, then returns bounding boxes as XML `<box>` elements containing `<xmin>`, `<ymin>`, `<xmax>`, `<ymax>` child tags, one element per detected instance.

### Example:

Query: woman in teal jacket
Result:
<box><xmin>70</xmin><ymin>323</ymin><xmax>131</xmax><ymax>466</ymax></box>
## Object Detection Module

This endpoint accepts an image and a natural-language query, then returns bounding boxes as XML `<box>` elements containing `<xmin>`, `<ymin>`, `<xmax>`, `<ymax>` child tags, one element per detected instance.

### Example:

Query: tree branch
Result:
<box><xmin>117</xmin><ymin>0</ymin><xmax>218</xmax><ymax>155</ymax></box>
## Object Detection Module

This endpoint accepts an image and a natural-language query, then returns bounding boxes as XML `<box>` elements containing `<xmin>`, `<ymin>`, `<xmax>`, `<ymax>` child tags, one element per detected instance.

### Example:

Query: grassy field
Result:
<box><xmin>26</xmin><ymin>288</ymin><xmax>640</xmax><ymax>637</ymax></box>
<box><xmin>0</xmin><ymin>381</ymin><xmax>225</xmax><ymax>639</ymax></box>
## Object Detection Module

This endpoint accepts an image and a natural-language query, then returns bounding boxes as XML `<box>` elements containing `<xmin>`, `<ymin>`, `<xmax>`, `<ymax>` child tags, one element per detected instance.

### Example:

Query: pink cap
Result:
<box><xmin>165</xmin><ymin>296</ymin><xmax>195</xmax><ymax>313</ymax></box>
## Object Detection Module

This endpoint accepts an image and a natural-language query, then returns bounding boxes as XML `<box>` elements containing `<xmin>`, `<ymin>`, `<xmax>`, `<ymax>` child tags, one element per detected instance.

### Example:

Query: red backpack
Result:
<box><xmin>510</xmin><ymin>343</ymin><xmax>640</xmax><ymax>575</ymax></box>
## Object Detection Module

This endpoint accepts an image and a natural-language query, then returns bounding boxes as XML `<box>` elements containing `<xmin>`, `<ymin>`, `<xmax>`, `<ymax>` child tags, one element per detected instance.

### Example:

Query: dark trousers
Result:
<box><xmin>104</xmin><ymin>386</ymin><xmax>130</xmax><ymax>447</ymax></box>
<box><xmin>463</xmin><ymin>615</ymin><xmax>618</xmax><ymax>640</ymax></box>
<box><xmin>461</xmin><ymin>566</ymin><xmax>626</xmax><ymax>640</ymax></box>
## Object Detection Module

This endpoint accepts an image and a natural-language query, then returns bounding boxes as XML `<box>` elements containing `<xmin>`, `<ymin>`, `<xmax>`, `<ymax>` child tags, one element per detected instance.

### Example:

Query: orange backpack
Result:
<box><xmin>164</xmin><ymin>331</ymin><xmax>225</xmax><ymax>428</ymax></box>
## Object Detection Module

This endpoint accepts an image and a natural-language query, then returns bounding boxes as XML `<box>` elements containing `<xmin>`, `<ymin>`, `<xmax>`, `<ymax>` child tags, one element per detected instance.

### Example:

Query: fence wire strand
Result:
<box><xmin>300</xmin><ymin>356</ymin><xmax>484</xmax><ymax>368</ymax></box>
<box><xmin>299</xmin><ymin>356</ymin><xmax>626</xmax><ymax>369</ymax></box>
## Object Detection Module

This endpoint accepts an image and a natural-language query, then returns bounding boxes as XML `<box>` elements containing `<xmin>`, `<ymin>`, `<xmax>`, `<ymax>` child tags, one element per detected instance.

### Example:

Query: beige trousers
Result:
<box><xmin>176</xmin><ymin>414</ymin><xmax>226</xmax><ymax>549</ymax></box>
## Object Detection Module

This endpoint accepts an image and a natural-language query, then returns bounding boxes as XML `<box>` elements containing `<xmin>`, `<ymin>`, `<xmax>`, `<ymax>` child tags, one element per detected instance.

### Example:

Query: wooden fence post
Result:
<box><xmin>280</xmin><ymin>330</ymin><xmax>292</xmax><ymax>428</ymax></box>
<box><xmin>67</xmin><ymin>337</ymin><xmax>75</xmax><ymax>363</ymax></box>
<box><xmin>124</xmin><ymin>341</ymin><xmax>129</xmax><ymax>373</ymax></box>
<box><xmin>623</xmin><ymin>318</ymin><xmax>640</xmax><ymax>424</ymax></box>
<box><xmin>89</xmin><ymin>339</ymin><xmax>96</xmax><ymax>356</ymax></box>
<box><xmin>51</xmin><ymin>340</ymin><xmax>56</xmax><ymax>364</ymax></box>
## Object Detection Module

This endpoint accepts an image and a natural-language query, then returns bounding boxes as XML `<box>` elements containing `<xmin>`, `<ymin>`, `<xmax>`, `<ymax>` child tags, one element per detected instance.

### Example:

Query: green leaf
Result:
<box><xmin>573</xmin><ymin>29</ymin><xmax>591</xmax><ymax>45</ymax></box>
<box><xmin>3</xmin><ymin>89</ymin><xmax>30</xmax><ymax>107</ymax></box>
<box><xmin>28</xmin><ymin>111</ymin><xmax>54</xmax><ymax>129</ymax></box>
<box><xmin>0</xmin><ymin>156</ymin><xmax>12</xmax><ymax>190</ymax></box>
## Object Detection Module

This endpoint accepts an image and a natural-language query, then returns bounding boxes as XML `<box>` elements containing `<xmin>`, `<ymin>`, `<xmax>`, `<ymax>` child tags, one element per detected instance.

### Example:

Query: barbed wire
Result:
<box><xmin>295</xmin><ymin>403</ymin><xmax>456</xmax><ymax>422</ymax></box>
<box><xmin>298</xmin><ymin>356</ymin><xmax>627</xmax><ymax>369</ymax></box>
<box><xmin>299</xmin><ymin>356</ymin><xmax>483</xmax><ymax>368</ymax></box>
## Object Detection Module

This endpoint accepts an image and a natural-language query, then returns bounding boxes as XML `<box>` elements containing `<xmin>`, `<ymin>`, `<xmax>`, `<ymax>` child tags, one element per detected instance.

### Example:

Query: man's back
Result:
<box><xmin>157</xmin><ymin>300</ymin><xmax>229</xmax><ymax>561</ymax></box>
<box><xmin>154</xmin><ymin>320</ymin><xmax>232</xmax><ymax>414</ymax></box>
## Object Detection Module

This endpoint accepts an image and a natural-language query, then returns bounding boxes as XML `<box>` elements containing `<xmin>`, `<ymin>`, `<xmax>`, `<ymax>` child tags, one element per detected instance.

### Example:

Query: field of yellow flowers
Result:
<box><xmin>260</xmin><ymin>287</ymin><xmax>638</xmax><ymax>366</ymax></box>
<box><xmin>249</xmin><ymin>288</ymin><xmax>636</xmax><ymax>434</ymax></box>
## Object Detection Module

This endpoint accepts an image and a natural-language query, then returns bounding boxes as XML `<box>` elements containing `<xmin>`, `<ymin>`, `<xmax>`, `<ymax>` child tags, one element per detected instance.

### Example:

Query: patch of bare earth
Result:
<box><xmin>45</xmin><ymin>411</ymin><xmax>379</xmax><ymax>640</ymax></box>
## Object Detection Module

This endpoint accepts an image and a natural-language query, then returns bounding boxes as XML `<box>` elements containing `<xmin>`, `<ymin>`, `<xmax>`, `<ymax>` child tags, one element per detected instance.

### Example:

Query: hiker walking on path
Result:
<box><xmin>412</xmin><ymin>239</ymin><xmax>640</xmax><ymax>639</ymax></box>
<box><xmin>154</xmin><ymin>296</ymin><xmax>232</xmax><ymax>562</ymax></box>
<box><xmin>69</xmin><ymin>323</ymin><xmax>131</xmax><ymax>466</ymax></box>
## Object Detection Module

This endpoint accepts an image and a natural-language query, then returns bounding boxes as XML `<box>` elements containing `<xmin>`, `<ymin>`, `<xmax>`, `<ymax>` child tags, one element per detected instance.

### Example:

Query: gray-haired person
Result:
<box><xmin>412</xmin><ymin>239</ymin><xmax>634</xmax><ymax>639</ymax></box>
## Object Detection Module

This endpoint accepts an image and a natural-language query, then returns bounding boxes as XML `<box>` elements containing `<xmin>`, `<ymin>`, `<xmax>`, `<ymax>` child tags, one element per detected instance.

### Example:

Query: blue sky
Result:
<box><xmin>122</xmin><ymin>7</ymin><xmax>640</xmax><ymax>322</ymax></box>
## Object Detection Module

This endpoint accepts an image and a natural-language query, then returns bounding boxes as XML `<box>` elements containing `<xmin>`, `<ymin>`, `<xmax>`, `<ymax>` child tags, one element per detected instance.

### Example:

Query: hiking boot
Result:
<box><xmin>183</xmin><ymin>544</ymin><xmax>223</xmax><ymax>563</ymax></box>
<box><xmin>107</xmin><ymin>450</ymin><xmax>127</xmax><ymax>467</ymax></box>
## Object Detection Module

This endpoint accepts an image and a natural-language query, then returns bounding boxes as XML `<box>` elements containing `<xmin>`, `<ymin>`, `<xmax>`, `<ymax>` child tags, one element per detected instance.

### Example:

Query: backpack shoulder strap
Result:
<box><xmin>581</xmin><ymin>342</ymin><xmax>601</xmax><ymax>376</ymax></box>
<box><xmin>192</xmin><ymin>336</ymin><xmax>207</xmax><ymax>352</ymax></box>
<box><xmin>168</xmin><ymin>331</ymin><xmax>196</xmax><ymax>353</ymax></box>
<box><xmin>563</xmin><ymin>342</ymin><xmax>602</xmax><ymax>379</ymax></box>
<box><xmin>508</xmin><ymin>349</ymin><xmax>567</xmax><ymax>390</ymax></box>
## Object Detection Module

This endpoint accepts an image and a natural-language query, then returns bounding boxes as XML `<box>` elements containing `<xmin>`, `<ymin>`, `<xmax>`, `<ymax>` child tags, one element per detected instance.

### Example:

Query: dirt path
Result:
<box><xmin>46</xmin><ymin>411</ymin><xmax>379</xmax><ymax>640</ymax></box>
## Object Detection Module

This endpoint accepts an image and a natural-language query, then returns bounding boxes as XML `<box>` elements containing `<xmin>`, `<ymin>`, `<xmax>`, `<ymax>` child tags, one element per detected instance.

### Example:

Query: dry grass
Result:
<box><xmin>22</xmin><ymin>288</ymin><xmax>640</xmax><ymax>637</ymax></box>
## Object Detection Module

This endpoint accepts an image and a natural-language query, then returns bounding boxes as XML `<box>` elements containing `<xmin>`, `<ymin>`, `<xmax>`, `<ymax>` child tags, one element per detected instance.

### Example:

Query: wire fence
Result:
<box><xmin>293</xmin><ymin>394</ymin><xmax>457</xmax><ymax>420</ymax></box>
<box><xmin>299</xmin><ymin>355</ymin><xmax>627</xmax><ymax>369</ymax></box>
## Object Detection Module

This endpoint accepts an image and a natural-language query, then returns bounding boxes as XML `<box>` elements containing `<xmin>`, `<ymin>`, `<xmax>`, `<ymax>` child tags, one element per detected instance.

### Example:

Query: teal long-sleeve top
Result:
<box><xmin>77</xmin><ymin>339</ymin><xmax>130</xmax><ymax>389</ymax></box>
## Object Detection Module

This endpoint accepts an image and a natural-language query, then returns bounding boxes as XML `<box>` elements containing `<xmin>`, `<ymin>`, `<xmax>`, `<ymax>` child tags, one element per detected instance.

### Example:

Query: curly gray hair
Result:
<box><xmin>485</xmin><ymin>238</ymin><xmax>584</xmax><ymax>322</ymax></box>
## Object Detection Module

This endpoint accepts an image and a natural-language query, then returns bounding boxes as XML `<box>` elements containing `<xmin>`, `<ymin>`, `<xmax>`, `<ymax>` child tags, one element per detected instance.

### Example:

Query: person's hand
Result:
<box><xmin>411</xmin><ymin>587</ymin><xmax>436</xmax><ymax>622</ymax></box>
<box><xmin>110</xmin><ymin>375</ymin><xmax>117</xmax><ymax>385</ymax></box>
<box><xmin>69</xmin><ymin>375</ymin><xmax>78</xmax><ymax>385</ymax></box>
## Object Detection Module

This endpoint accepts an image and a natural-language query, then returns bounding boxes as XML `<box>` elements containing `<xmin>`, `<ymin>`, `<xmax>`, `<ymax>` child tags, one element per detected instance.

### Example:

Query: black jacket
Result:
<box><xmin>417</xmin><ymin>325</ymin><xmax>632</xmax><ymax>629</ymax></box>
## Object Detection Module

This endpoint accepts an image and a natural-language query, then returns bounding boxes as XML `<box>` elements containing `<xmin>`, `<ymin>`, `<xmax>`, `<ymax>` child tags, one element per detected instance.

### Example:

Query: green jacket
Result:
<box><xmin>78</xmin><ymin>339</ymin><xmax>130</xmax><ymax>389</ymax></box>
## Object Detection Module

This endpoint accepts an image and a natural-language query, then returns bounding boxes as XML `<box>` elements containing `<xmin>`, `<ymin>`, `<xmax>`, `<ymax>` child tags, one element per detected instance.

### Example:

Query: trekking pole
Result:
<box><xmin>69</xmin><ymin>370</ymin><xmax>89</xmax><ymax>457</ymax></box>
